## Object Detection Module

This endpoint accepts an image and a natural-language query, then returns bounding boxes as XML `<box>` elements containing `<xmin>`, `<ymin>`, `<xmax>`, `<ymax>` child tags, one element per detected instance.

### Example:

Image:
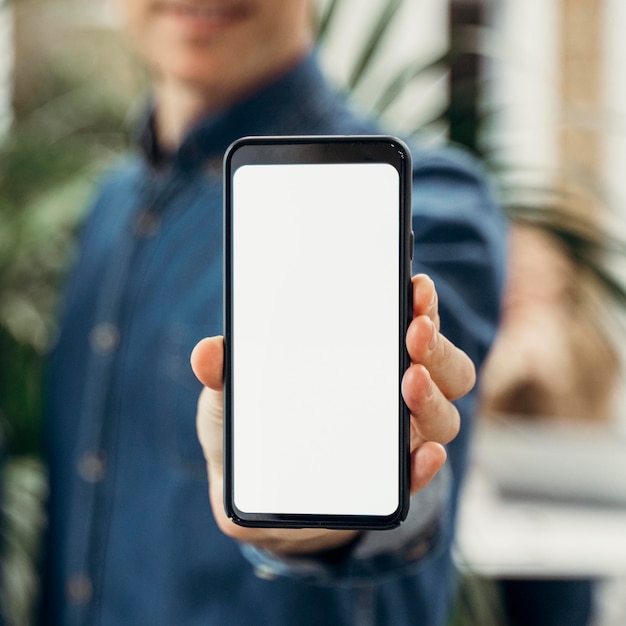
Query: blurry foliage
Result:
<box><xmin>318</xmin><ymin>0</ymin><xmax>626</xmax><ymax>313</ymax></box>
<box><xmin>1</xmin><ymin>4</ymin><xmax>139</xmax><ymax>622</ymax></box>
<box><xmin>0</xmin><ymin>456</ymin><xmax>46</xmax><ymax>625</ymax></box>
<box><xmin>0</xmin><ymin>3</ymin><xmax>139</xmax><ymax>457</ymax></box>
<box><xmin>448</xmin><ymin>571</ymin><xmax>507</xmax><ymax>626</ymax></box>
<box><xmin>317</xmin><ymin>0</ymin><xmax>451</xmax><ymax>142</ymax></box>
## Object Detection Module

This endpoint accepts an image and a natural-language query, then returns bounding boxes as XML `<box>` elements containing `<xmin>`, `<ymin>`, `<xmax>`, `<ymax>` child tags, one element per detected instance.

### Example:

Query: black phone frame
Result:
<box><xmin>223</xmin><ymin>135</ymin><xmax>413</xmax><ymax>530</ymax></box>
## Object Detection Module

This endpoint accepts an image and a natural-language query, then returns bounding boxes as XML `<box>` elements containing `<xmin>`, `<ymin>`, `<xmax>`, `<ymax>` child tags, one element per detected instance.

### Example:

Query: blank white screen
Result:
<box><xmin>231</xmin><ymin>162</ymin><xmax>400</xmax><ymax>516</ymax></box>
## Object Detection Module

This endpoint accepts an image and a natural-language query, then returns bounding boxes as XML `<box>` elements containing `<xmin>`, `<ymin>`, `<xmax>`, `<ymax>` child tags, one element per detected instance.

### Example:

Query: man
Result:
<box><xmin>42</xmin><ymin>1</ymin><xmax>505</xmax><ymax>624</ymax></box>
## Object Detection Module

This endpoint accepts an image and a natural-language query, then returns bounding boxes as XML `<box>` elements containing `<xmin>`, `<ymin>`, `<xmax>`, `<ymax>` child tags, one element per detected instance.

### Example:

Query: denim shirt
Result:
<box><xmin>43</xmin><ymin>54</ymin><xmax>506</xmax><ymax>626</ymax></box>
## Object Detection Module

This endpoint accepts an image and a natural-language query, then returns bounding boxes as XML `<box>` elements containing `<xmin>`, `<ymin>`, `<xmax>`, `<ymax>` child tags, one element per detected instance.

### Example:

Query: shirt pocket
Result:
<box><xmin>158</xmin><ymin>323</ymin><xmax>219</xmax><ymax>479</ymax></box>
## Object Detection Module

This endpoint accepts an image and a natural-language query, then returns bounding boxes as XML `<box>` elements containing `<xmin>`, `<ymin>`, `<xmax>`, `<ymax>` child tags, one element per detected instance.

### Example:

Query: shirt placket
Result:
<box><xmin>63</xmin><ymin>169</ymin><xmax>183</xmax><ymax>625</ymax></box>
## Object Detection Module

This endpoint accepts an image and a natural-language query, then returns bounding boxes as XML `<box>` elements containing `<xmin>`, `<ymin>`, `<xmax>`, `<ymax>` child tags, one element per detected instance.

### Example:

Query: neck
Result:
<box><xmin>153</xmin><ymin>84</ymin><xmax>218</xmax><ymax>152</ymax></box>
<box><xmin>153</xmin><ymin>47</ymin><xmax>312</xmax><ymax>152</ymax></box>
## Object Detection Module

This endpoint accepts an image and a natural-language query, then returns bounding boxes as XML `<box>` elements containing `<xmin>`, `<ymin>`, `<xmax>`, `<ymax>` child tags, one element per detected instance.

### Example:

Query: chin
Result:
<box><xmin>158</xmin><ymin>53</ymin><xmax>226</xmax><ymax>87</ymax></box>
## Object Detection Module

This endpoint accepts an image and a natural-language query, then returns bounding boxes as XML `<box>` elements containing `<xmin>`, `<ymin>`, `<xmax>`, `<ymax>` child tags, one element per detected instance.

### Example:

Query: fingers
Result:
<box><xmin>191</xmin><ymin>336</ymin><xmax>225</xmax><ymax>390</ymax></box>
<box><xmin>196</xmin><ymin>386</ymin><xmax>225</xmax><ymax>473</ymax></box>
<box><xmin>406</xmin><ymin>315</ymin><xmax>476</xmax><ymax>400</ymax></box>
<box><xmin>402</xmin><ymin>364</ymin><xmax>461</xmax><ymax>446</ymax></box>
<box><xmin>192</xmin><ymin>337</ymin><xmax>225</xmax><ymax>477</ymax></box>
<box><xmin>410</xmin><ymin>442</ymin><xmax>447</xmax><ymax>495</ymax></box>
<box><xmin>412</xmin><ymin>274</ymin><xmax>440</xmax><ymax>328</ymax></box>
<box><xmin>403</xmin><ymin>274</ymin><xmax>475</xmax><ymax>497</ymax></box>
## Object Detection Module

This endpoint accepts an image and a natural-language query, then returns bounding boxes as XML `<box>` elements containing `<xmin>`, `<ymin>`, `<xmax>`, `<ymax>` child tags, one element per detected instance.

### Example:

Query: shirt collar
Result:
<box><xmin>136</xmin><ymin>52</ymin><xmax>336</xmax><ymax>172</ymax></box>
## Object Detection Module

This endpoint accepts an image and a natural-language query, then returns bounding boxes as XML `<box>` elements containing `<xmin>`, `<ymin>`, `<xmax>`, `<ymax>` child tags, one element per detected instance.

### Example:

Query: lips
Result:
<box><xmin>157</xmin><ymin>1</ymin><xmax>253</xmax><ymax>24</ymax></box>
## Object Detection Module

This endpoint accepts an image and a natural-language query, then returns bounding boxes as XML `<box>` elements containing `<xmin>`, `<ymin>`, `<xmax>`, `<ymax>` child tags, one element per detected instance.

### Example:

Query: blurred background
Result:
<box><xmin>1</xmin><ymin>0</ymin><xmax>626</xmax><ymax>624</ymax></box>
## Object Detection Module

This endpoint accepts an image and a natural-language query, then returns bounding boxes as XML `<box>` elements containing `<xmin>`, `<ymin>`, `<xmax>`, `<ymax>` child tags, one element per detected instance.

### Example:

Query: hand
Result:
<box><xmin>190</xmin><ymin>274</ymin><xmax>475</xmax><ymax>554</ymax></box>
<box><xmin>403</xmin><ymin>274</ymin><xmax>475</xmax><ymax>493</ymax></box>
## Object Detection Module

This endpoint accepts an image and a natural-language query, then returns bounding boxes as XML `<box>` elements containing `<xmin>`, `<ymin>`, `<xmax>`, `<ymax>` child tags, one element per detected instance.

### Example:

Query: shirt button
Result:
<box><xmin>78</xmin><ymin>451</ymin><xmax>106</xmax><ymax>483</ymax></box>
<box><xmin>90</xmin><ymin>323</ymin><xmax>119</xmax><ymax>355</ymax></box>
<box><xmin>135</xmin><ymin>211</ymin><xmax>161</xmax><ymax>237</ymax></box>
<box><xmin>66</xmin><ymin>574</ymin><xmax>93</xmax><ymax>605</ymax></box>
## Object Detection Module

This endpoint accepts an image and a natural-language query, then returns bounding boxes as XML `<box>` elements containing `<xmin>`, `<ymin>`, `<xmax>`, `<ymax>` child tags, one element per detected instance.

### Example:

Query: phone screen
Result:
<box><xmin>224</xmin><ymin>136</ymin><xmax>412</xmax><ymax>529</ymax></box>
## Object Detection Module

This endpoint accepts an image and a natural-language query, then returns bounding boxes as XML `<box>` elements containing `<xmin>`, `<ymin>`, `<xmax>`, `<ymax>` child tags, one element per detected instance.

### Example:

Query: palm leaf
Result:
<box><xmin>505</xmin><ymin>202</ymin><xmax>626</xmax><ymax>309</ymax></box>
<box><xmin>373</xmin><ymin>50</ymin><xmax>452</xmax><ymax>115</ymax></box>
<box><xmin>316</xmin><ymin>0</ymin><xmax>342</xmax><ymax>41</ymax></box>
<box><xmin>346</xmin><ymin>0</ymin><xmax>403</xmax><ymax>91</ymax></box>
<box><xmin>0</xmin><ymin>457</ymin><xmax>47</xmax><ymax>626</ymax></box>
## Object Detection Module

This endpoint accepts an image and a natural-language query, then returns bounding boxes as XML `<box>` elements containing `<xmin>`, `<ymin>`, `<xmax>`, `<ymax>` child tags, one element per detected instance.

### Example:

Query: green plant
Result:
<box><xmin>0</xmin><ymin>7</ymin><xmax>136</xmax><ymax>622</ymax></box>
<box><xmin>0</xmin><ymin>457</ymin><xmax>47</xmax><ymax>625</ymax></box>
<box><xmin>447</xmin><ymin>571</ymin><xmax>508</xmax><ymax>626</ymax></box>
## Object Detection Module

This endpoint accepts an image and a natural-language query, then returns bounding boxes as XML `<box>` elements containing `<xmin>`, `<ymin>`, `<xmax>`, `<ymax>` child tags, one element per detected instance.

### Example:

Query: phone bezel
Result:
<box><xmin>223</xmin><ymin>135</ymin><xmax>413</xmax><ymax>529</ymax></box>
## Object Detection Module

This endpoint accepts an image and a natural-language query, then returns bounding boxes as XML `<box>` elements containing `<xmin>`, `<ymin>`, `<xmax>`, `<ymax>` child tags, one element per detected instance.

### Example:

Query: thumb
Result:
<box><xmin>191</xmin><ymin>336</ymin><xmax>224</xmax><ymax>390</ymax></box>
<box><xmin>191</xmin><ymin>336</ymin><xmax>225</xmax><ymax>474</ymax></box>
<box><xmin>196</xmin><ymin>386</ymin><xmax>225</xmax><ymax>474</ymax></box>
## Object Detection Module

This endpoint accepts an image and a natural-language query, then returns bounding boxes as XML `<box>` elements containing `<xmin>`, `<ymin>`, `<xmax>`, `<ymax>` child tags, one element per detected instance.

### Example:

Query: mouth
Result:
<box><xmin>156</xmin><ymin>1</ymin><xmax>253</xmax><ymax>31</ymax></box>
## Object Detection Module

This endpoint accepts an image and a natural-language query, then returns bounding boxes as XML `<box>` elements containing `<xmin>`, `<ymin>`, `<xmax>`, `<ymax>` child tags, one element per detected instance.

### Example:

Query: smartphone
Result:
<box><xmin>223</xmin><ymin>135</ymin><xmax>413</xmax><ymax>529</ymax></box>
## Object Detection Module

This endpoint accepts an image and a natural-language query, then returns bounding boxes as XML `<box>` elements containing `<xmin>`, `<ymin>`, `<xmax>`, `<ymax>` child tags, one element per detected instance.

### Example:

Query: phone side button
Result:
<box><xmin>410</xmin><ymin>231</ymin><xmax>414</xmax><ymax>260</ymax></box>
